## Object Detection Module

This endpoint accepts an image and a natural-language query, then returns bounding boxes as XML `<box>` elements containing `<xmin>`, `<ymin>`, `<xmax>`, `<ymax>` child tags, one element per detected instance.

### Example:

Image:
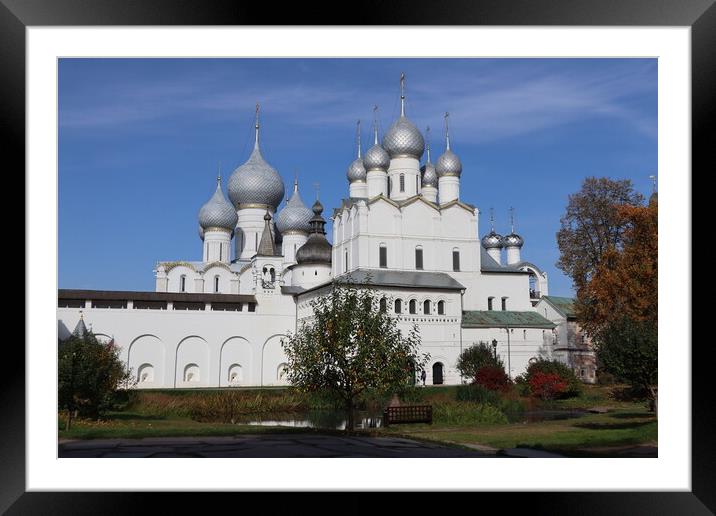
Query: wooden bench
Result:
<box><xmin>382</xmin><ymin>405</ymin><xmax>433</xmax><ymax>426</ymax></box>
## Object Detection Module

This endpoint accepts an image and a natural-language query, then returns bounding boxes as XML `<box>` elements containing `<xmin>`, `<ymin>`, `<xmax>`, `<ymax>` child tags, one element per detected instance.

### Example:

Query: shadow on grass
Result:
<box><xmin>608</xmin><ymin>412</ymin><xmax>655</xmax><ymax>420</ymax></box>
<box><xmin>573</xmin><ymin>421</ymin><xmax>653</xmax><ymax>431</ymax></box>
<box><xmin>105</xmin><ymin>413</ymin><xmax>167</xmax><ymax>421</ymax></box>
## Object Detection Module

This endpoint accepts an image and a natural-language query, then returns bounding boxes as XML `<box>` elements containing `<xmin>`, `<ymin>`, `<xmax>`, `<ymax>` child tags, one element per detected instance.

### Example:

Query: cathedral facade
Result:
<box><xmin>58</xmin><ymin>75</ymin><xmax>568</xmax><ymax>389</ymax></box>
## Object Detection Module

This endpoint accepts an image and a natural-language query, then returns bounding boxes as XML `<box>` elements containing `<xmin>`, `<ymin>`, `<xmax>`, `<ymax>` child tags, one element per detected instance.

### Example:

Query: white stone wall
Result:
<box><xmin>58</xmin><ymin>304</ymin><xmax>295</xmax><ymax>388</ymax></box>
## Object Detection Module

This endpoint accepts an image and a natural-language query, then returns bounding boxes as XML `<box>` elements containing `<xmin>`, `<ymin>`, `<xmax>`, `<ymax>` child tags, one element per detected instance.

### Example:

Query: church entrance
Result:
<box><xmin>432</xmin><ymin>362</ymin><xmax>444</xmax><ymax>385</ymax></box>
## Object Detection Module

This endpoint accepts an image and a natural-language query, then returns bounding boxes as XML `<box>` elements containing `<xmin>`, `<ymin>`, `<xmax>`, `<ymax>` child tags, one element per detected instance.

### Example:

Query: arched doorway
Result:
<box><xmin>432</xmin><ymin>362</ymin><xmax>444</xmax><ymax>385</ymax></box>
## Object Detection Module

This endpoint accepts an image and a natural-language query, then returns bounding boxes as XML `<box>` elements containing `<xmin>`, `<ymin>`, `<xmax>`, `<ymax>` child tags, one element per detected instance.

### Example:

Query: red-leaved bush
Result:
<box><xmin>529</xmin><ymin>372</ymin><xmax>568</xmax><ymax>400</ymax></box>
<box><xmin>474</xmin><ymin>365</ymin><xmax>512</xmax><ymax>392</ymax></box>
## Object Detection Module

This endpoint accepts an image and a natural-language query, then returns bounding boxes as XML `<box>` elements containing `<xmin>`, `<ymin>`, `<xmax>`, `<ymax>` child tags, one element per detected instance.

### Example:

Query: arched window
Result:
<box><xmin>502</xmin><ymin>297</ymin><xmax>508</xmax><ymax>311</ymax></box>
<box><xmin>214</xmin><ymin>275</ymin><xmax>220</xmax><ymax>293</ymax></box>
<box><xmin>184</xmin><ymin>363</ymin><xmax>200</xmax><ymax>382</ymax></box>
<box><xmin>452</xmin><ymin>248</ymin><xmax>460</xmax><ymax>272</ymax></box>
<box><xmin>415</xmin><ymin>246</ymin><xmax>423</xmax><ymax>270</ymax></box>
<box><xmin>488</xmin><ymin>297</ymin><xmax>495</xmax><ymax>310</ymax></box>
<box><xmin>138</xmin><ymin>363</ymin><xmax>154</xmax><ymax>383</ymax></box>
<box><xmin>399</xmin><ymin>174</ymin><xmax>405</xmax><ymax>192</ymax></box>
<box><xmin>395</xmin><ymin>299</ymin><xmax>402</xmax><ymax>314</ymax></box>
<box><xmin>409</xmin><ymin>299</ymin><xmax>417</xmax><ymax>314</ymax></box>
<box><xmin>379</xmin><ymin>244</ymin><xmax>387</xmax><ymax>268</ymax></box>
<box><xmin>423</xmin><ymin>299</ymin><xmax>431</xmax><ymax>314</ymax></box>
<box><xmin>379</xmin><ymin>297</ymin><xmax>387</xmax><ymax>312</ymax></box>
<box><xmin>270</xmin><ymin>267</ymin><xmax>276</xmax><ymax>283</ymax></box>
<box><xmin>437</xmin><ymin>300</ymin><xmax>445</xmax><ymax>315</ymax></box>
<box><xmin>228</xmin><ymin>364</ymin><xmax>242</xmax><ymax>385</ymax></box>
<box><xmin>180</xmin><ymin>275</ymin><xmax>186</xmax><ymax>292</ymax></box>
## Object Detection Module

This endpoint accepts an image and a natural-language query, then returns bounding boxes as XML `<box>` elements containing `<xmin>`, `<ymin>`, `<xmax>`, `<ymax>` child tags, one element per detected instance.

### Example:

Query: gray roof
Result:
<box><xmin>72</xmin><ymin>317</ymin><xmax>88</xmax><ymax>338</ymax></box>
<box><xmin>335</xmin><ymin>268</ymin><xmax>465</xmax><ymax>291</ymax></box>
<box><xmin>462</xmin><ymin>310</ymin><xmax>556</xmax><ymax>329</ymax></box>
<box><xmin>256</xmin><ymin>212</ymin><xmax>278</xmax><ymax>257</ymax></box>
<box><xmin>480</xmin><ymin>247</ymin><xmax>528</xmax><ymax>273</ymax></box>
<box><xmin>541</xmin><ymin>295</ymin><xmax>577</xmax><ymax>319</ymax></box>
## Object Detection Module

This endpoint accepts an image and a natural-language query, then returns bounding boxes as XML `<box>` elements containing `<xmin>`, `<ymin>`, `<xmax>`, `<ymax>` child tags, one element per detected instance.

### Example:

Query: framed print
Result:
<box><xmin>4</xmin><ymin>0</ymin><xmax>710</xmax><ymax>512</ymax></box>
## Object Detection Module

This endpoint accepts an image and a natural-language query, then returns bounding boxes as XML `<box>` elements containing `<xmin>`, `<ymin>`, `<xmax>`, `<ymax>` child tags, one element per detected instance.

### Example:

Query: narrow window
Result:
<box><xmin>488</xmin><ymin>297</ymin><xmax>494</xmax><ymax>310</ymax></box>
<box><xmin>255</xmin><ymin>232</ymin><xmax>258</xmax><ymax>250</ymax></box>
<box><xmin>399</xmin><ymin>174</ymin><xmax>405</xmax><ymax>192</ymax></box>
<box><xmin>416</xmin><ymin>175</ymin><xmax>419</xmax><ymax>192</ymax></box>
<box><xmin>219</xmin><ymin>244</ymin><xmax>222</xmax><ymax>261</ymax></box>
<box><xmin>345</xmin><ymin>250</ymin><xmax>348</xmax><ymax>272</ymax></box>
<box><xmin>501</xmin><ymin>297</ymin><xmax>508</xmax><ymax>311</ymax></box>
<box><xmin>214</xmin><ymin>275</ymin><xmax>220</xmax><ymax>293</ymax></box>
<box><xmin>409</xmin><ymin>299</ymin><xmax>416</xmax><ymax>314</ymax></box>
<box><xmin>395</xmin><ymin>299</ymin><xmax>402</xmax><ymax>314</ymax></box>
<box><xmin>387</xmin><ymin>177</ymin><xmax>391</xmax><ymax>197</ymax></box>
<box><xmin>423</xmin><ymin>299</ymin><xmax>431</xmax><ymax>314</ymax></box>
<box><xmin>437</xmin><ymin>300</ymin><xmax>445</xmax><ymax>315</ymax></box>
<box><xmin>379</xmin><ymin>298</ymin><xmax>387</xmax><ymax>312</ymax></box>
<box><xmin>270</xmin><ymin>268</ymin><xmax>276</xmax><ymax>282</ymax></box>
<box><xmin>452</xmin><ymin>249</ymin><xmax>460</xmax><ymax>272</ymax></box>
<box><xmin>180</xmin><ymin>275</ymin><xmax>186</xmax><ymax>292</ymax></box>
<box><xmin>415</xmin><ymin>247</ymin><xmax>423</xmax><ymax>270</ymax></box>
<box><xmin>523</xmin><ymin>329</ymin><xmax>527</xmax><ymax>340</ymax></box>
<box><xmin>379</xmin><ymin>245</ymin><xmax>387</xmax><ymax>268</ymax></box>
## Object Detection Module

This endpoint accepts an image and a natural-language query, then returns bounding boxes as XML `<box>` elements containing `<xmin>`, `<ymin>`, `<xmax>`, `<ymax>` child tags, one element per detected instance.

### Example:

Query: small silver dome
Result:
<box><xmin>503</xmin><ymin>232</ymin><xmax>524</xmax><ymax>248</ymax></box>
<box><xmin>363</xmin><ymin>143</ymin><xmax>390</xmax><ymax>171</ymax></box>
<box><xmin>347</xmin><ymin>157</ymin><xmax>367</xmax><ymax>183</ymax></box>
<box><xmin>198</xmin><ymin>179</ymin><xmax>238</xmax><ymax>231</ymax></box>
<box><xmin>421</xmin><ymin>126</ymin><xmax>437</xmax><ymax>187</ymax></box>
<box><xmin>383</xmin><ymin>116</ymin><xmax>424</xmax><ymax>159</ymax></box>
<box><xmin>436</xmin><ymin>149</ymin><xmax>462</xmax><ymax>177</ymax></box>
<box><xmin>198</xmin><ymin>225</ymin><xmax>204</xmax><ymax>241</ymax></box>
<box><xmin>275</xmin><ymin>180</ymin><xmax>313</xmax><ymax>234</ymax></box>
<box><xmin>481</xmin><ymin>230</ymin><xmax>504</xmax><ymax>249</ymax></box>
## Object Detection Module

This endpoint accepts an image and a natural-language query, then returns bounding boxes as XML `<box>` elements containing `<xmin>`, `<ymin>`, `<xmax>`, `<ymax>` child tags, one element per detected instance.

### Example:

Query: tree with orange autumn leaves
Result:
<box><xmin>557</xmin><ymin>178</ymin><xmax>657</xmax><ymax>412</ymax></box>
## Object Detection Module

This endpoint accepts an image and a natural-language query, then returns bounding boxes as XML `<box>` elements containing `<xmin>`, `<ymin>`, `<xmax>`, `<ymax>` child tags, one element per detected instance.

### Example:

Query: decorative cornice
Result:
<box><xmin>237</xmin><ymin>203</ymin><xmax>274</xmax><ymax>211</ymax></box>
<box><xmin>160</xmin><ymin>261</ymin><xmax>198</xmax><ymax>273</ymax></box>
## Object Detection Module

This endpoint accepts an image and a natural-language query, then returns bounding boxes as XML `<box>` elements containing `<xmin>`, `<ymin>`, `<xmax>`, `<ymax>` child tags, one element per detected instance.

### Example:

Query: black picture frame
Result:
<box><xmin>4</xmin><ymin>0</ymin><xmax>708</xmax><ymax>512</ymax></box>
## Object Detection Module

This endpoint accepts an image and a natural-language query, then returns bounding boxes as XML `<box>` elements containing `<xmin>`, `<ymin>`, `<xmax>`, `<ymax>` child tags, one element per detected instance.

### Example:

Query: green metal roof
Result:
<box><xmin>542</xmin><ymin>296</ymin><xmax>576</xmax><ymax>318</ymax></box>
<box><xmin>461</xmin><ymin>310</ymin><xmax>557</xmax><ymax>329</ymax></box>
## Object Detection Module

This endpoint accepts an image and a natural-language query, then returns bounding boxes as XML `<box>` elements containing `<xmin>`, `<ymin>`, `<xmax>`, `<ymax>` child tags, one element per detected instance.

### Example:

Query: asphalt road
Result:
<box><xmin>58</xmin><ymin>434</ymin><xmax>497</xmax><ymax>458</ymax></box>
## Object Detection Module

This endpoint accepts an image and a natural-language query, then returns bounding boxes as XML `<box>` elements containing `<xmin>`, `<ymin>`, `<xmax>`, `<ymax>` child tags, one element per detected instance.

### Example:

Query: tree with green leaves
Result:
<box><xmin>58</xmin><ymin>329</ymin><xmax>134</xmax><ymax>430</ymax></box>
<box><xmin>455</xmin><ymin>342</ymin><xmax>504</xmax><ymax>382</ymax></box>
<box><xmin>594</xmin><ymin>316</ymin><xmax>658</xmax><ymax>414</ymax></box>
<box><xmin>556</xmin><ymin>177</ymin><xmax>644</xmax><ymax>291</ymax></box>
<box><xmin>281</xmin><ymin>281</ymin><xmax>429</xmax><ymax>432</ymax></box>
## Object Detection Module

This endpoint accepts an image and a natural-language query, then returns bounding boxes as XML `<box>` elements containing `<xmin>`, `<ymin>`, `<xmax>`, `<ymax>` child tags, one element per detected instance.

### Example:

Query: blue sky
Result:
<box><xmin>58</xmin><ymin>58</ymin><xmax>657</xmax><ymax>296</ymax></box>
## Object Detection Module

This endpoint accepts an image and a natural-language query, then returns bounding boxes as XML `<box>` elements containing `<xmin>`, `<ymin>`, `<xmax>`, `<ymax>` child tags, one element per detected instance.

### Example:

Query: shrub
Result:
<box><xmin>513</xmin><ymin>374</ymin><xmax>531</xmax><ymax>397</ymax></box>
<box><xmin>529</xmin><ymin>372</ymin><xmax>568</xmax><ymax>400</ymax></box>
<box><xmin>525</xmin><ymin>358</ymin><xmax>582</xmax><ymax>398</ymax></box>
<box><xmin>434</xmin><ymin>401</ymin><xmax>508</xmax><ymax>425</ymax></box>
<box><xmin>456</xmin><ymin>343</ymin><xmax>504</xmax><ymax>381</ymax></box>
<box><xmin>474</xmin><ymin>365</ymin><xmax>512</xmax><ymax>392</ymax></box>
<box><xmin>456</xmin><ymin>384</ymin><xmax>501</xmax><ymax>406</ymax></box>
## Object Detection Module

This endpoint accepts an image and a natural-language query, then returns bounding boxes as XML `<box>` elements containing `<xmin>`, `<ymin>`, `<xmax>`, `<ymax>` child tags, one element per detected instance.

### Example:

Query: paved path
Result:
<box><xmin>58</xmin><ymin>435</ymin><xmax>497</xmax><ymax>458</ymax></box>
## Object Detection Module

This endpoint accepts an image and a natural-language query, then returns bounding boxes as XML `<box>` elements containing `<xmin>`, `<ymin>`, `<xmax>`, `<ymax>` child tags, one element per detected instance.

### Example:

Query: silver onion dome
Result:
<box><xmin>347</xmin><ymin>120</ymin><xmax>367</xmax><ymax>183</ymax></box>
<box><xmin>421</xmin><ymin>126</ymin><xmax>438</xmax><ymax>187</ymax></box>
<box><xmin>436</xmin><ymin>149</ymin><xmax>462</xmax><ymax>177</ymax></box>
<box><xmin>382</xmin><ymin>73</ymin><xmax>424</xmax><ymax>159</ymax></box>
<box><xmin>198</xmin><ymin>177</ymin><xmax>239</xmax><ymax>231</ymax></box>
<box><xmin>295</xmin><ymin>200</ymin><xmax>332</xmax><ymax>265</ymax></box>
<box><xmin>275</xmin><ymin>178</ymin><xmax>313</xmax><ymax>234</ymax></box>
<box><xmin>435</xmin><ymin>112</ymin><xmax>462</xmax><ymax>177</ymax></box>
<box><xmin>482</xmin><ymin>230</ymin><xmax>504</xmax><ymax>249</ymax></box>
<box><xmin>198</xmin><ymin>225</ymin><xmax>205</xmax><ymax>241</ymax></box>
<box><xmin>347</xmin><ymin>158</ymin><xmax>366</xmax><ymax>183</ymax></box>
<box><xmin>228</xmin><ymin>105</ymin><xmax>285</xmax><ymax>210</ymax></box>
<box><xmin>383</xmin><ymin>117</ymin><xmax>424</xmax><ymax>159</ymax></box>
<box><xmin>503</xmin><ymin>232</ymin><xmax>524</xmax><ymax>248</ymax></box>
<box><xmin>364</xmin><ymin>143</ymin><xmax>390</xmax><ymax>171</ymax></box>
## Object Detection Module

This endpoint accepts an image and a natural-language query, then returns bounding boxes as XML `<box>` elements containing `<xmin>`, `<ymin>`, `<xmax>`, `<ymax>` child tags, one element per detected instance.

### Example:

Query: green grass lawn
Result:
<box><xmin>59</xmin><ymin>384</ymin><xmax>657</xmax><ymax>457</ymax></box>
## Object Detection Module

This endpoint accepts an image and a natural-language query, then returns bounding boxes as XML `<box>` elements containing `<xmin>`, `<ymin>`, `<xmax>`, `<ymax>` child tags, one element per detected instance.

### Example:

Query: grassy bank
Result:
<box><xmin>58</xmin><ymin>384</ymin><xmax>657</xmax><ymax>457</ymax></box>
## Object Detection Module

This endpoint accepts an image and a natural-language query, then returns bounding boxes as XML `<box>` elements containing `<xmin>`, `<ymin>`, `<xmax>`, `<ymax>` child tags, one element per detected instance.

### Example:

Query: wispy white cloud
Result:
<box><xmin>60</xmin><ymin>60</ymin><xmax>657</xmax><ymax>143</ymax></box>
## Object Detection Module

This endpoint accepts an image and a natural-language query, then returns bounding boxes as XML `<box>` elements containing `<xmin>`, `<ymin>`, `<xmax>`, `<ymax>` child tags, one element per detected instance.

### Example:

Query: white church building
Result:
<box><xmin>58</xmin><ymin>75</ymin><xmax>568</xmax><ymax>389</ymax></box>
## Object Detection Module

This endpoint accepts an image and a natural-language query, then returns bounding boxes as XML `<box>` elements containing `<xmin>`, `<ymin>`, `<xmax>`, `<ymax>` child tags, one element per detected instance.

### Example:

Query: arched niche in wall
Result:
<box><xmin>127</xmin><ymin>334</ymin><xmax>164</xmax><ymax>388</ymax></box>
<box><xmin>219</xmin><ymin>336</ymin><xmax>252</xmax><ymax>387</ymax></box>
<box><xmin>261</xmin><ymin>334</ymin><xmax>289</xmax><ymax>387</ymax></box>
<box><xmin>175</xmin><ymin>336</ymin><xmax>209</xmax><ymax>387</ymax></box>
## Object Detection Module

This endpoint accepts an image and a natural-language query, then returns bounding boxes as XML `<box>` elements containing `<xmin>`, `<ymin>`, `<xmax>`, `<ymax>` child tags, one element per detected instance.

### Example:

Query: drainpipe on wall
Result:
<box><xmin>505</xmin><ymin>325</ymin><xmax>512</xmax><ymax>381</ymax></box>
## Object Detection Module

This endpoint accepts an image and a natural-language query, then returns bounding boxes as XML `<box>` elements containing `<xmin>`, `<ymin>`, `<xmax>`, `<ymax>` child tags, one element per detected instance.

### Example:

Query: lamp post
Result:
<box><xmin>505</xmin><ymin>326</ymin><xmax>512</xmax><ymax>381</ymax></box>
<box><xmin>491</xmin><ymin>339</ymin><xmax>497</xmax><ymax>362</ymax></box>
